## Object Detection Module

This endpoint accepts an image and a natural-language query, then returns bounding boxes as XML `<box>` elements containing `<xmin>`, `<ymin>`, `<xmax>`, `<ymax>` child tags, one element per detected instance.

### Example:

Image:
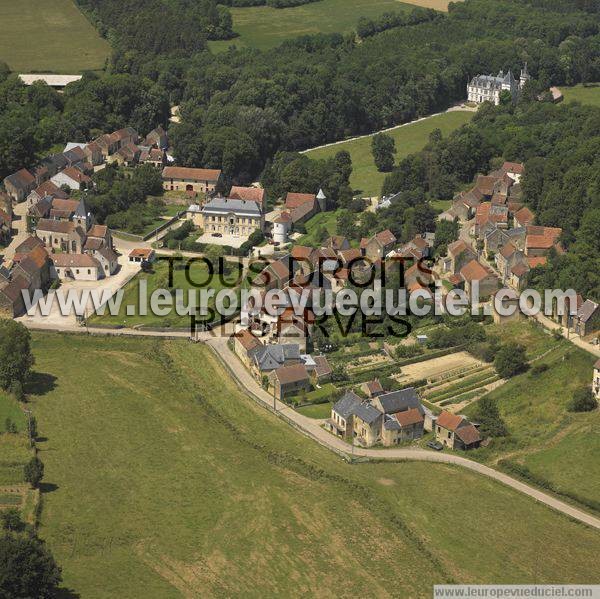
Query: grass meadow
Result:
<box><xmin>561</xmin><ymin>83</ymin><xmax>600</xmax><ymax>107</ymax></box>
<box><xmin>88</xmin><ymin>259</ymin><xmax>236</xmax><ymax>329</ymax></box>
<box><xmin>0</xmin><ymin>0</ymin><xmax>110</xmax><ymax>73</ymax></box>
<box><xmin>209</xmin><ymin>0</ymin><xmax>455</xmax><ymax>53</ymax></box>
<box><xmin>305</xmin><ymin>110</ymin><xmax>474</xmax><ymax>196</ymax></box>
<box><xmin>13</xmin><ymin>332</ymin><xmax>600</xmax><ymax>596</ymax></box>
<box><xmin>465</xmin><ymin>340</ymin><xmax>600</xmax><ymax>510</ymax></box>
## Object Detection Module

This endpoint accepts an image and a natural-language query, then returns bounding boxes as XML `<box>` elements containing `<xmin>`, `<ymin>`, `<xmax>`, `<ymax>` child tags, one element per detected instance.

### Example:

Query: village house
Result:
<box><xmin>361</xmin><ymin>229</ymin><xmax>397</xmax><ymax>260</ymax></box>
<box><xmin>502</xmin><ymin>161</ymin><xmax>525</xmax><ymax>183</ymax></box>
<box><xmin>3</xmin><ymin>169</ymin><xmax>36</xmax><ymax>202</ymax></box>
<box><xmin>312</xmin><ymin>355</ymin><xmax>333</xmax><ymax>383</ymax></box>
<box><xmin>382</xmin><ymin>408</ymin><xmax>424</xmax><ymax>446</ymax></box>
<box><xmin>328</xmin><ymin>390</ymin><xmax>362</xmax><ymax>440</ymax></box>
<box><xmin>435</xmin><ymin>411</ymin><xmax>481</xmax><ymax>450</ymax></box>
<box><xmin>249</xmin><ymin>343</ymin><xmax>301</xmax><ymax>378</ymax></box>
<box><xmin>352</xmin><ymin>402</ymin><xmax>384</xmax><ymax>447</ymax></box>
<box><xmin>593</xmin><ymin>360</ymin><xmax>600</xmax><ymax>400</ymax></box>
<box><xmin>162</xmin><ymin>166</ymin><xmax>222</xmax><ymax>194</ymax></box>
<box><xmin>570</xmin><ymin>300</ymin><xmax>600</xmax><ymax>338</ymax></box>
<box><xmin>139</xmin><ymin>148</ymin><xmax>165</xmax><ymax>168</ymax></box>
<box><xmin>444</xmin><ymin>240</ymin><xmax>477</xmax><ymax>275</ymax></box>
<box><xmin>514</xmin><ymin>206</ymin><xmax>534</xmax><ymax>228</ymax></box>
<box><xmin>284</xmin><ymin>192</ymin><xmax>321</xmax><ymax>224</ymax></box>
<box><xmin>459</xmin><ymin>259</ymin><xmax>499</xmax><ymax>300</ymax></box>
<box><xmin>524</xmin><ymin>225</ymin><xmax>562</xmax><ymax>257</ymax></box>
<box><xmin>495</xmin><ymin>242</ymin><xmax>526</xmax><ymax>282</ymax></box>
<box><xmin>144</xmin><ymin>125</ymin><xmax>168</xmax><ymax>149</ymax></box>
<box><xmin>269</xmin><ymin>364</ymin><xmax>311</xmax><ymax>401</ymax></box>
<box><xmin>233</xmin><ymin>328</ymin><xmax>263</xmax><ymax>367</ymax></box>
<box><xmin>109</xmin><ymin>142</ymin><xmax>141</xmax><ymax>167</ymax></box>
<box><xmin>50</xmin><ymin>167</ymin><xmax>92</xmax><ymax>192</ymax></box>
<box><xmin>50</xmin><ymin>253</ymin><xmax>103</xmax><ymax>281</ymax></box>
<box><xmin>362</xmin><ymin>379</ymin><xmax>385</xmax><ymax>398</ymax></box>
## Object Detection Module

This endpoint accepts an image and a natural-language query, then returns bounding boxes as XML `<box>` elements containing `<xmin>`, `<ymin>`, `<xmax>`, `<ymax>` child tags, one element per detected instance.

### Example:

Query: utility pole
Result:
<box><xmin>23</xmin><ymin>408</ymin><xmax>33</xmax><ymax>448</ymax></box>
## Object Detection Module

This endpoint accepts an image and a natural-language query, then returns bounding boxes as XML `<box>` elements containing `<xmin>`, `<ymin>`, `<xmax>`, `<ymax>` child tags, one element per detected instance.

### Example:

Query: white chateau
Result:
<box><xmin>467</xmin><ymin>64</ymin><xmax>530</xmax><ymax>105</ymax></box>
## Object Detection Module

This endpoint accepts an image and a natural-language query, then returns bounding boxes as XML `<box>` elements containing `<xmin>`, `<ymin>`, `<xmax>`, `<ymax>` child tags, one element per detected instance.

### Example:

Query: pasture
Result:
<box><xmin>0</xmin><ymin>0</ymin><xmax>110</xmax><ymax>73</ymax></box>
<box><xmin>561</xmin><ymin>83</ymin><xmax>600</xmax><ymax>107</ymax></box>
<box><xmin>305</xmin><ymin>110</ymin><xmax>474</xmax><ymax>196</ymax></box>
<box><xmin>19</xmin><ymin>332</ymin><xmax>600</xmax><ymax>596</ymax></box>
<box><xmin>209</xmin><ymin>0</ymin><xmax>455</xmax><ymax>53</ymax></box>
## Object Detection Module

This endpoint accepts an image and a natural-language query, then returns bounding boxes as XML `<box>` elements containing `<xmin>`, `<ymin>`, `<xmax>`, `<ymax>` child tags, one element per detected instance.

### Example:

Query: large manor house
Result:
<box><xmin>467</xmin><ymin>64</ymin><xmax>530</xmax><ymax>105</ymax></box>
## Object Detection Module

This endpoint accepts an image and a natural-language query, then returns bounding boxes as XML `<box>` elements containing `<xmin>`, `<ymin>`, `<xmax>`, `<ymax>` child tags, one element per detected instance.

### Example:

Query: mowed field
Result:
<box><xmin>15</xmin><ymin>332</ymin><xmax>600</xmax><ymax>596</ymax></box>
<box><xmin>209</xmin><ymin>0</ymin><xmax>455</xmax><ymax>52</ymax></box>
<box><xmin>306</xmin><ymin>110</ymin><xmax>474</xmax><ymax>196</ymax></box>
<box><xmin>0</xmin><ymin>0</ymin><xmax>110</xmax><ymax>73</ymax></box>
<box><xmin>561</xmin><ymin>83</ymin><xmax>600</xmax><ymax>107</ymax></box>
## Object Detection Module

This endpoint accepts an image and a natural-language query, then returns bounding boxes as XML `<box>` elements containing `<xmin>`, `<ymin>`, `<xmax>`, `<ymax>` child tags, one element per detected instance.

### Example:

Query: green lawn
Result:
<box><xmin>296</xmin><ymin>402</ymin><xmax>333</xmax><ymax>419</ymax></box>
<box><xmin>88</xmin><ymin>259</ymin><xmax>234</xmax><ymax>328</ymax></box>
<box><xmin>306</xmin><ymin>110</ymin><xmax>474</xmax><ymax>196</ymax></box>
<box><xmin>22</xmin><ymin>332</ymin><xmax>600</xmax><ymax>596</ymax></box>
<box><xmin>561</xmin><ymin>83</ymin><xmax>600</xmax><ymax>107</ymax></box>
<box><xmin>0</xmin><ymin>0</ymin><xmax>111</xmax><ymax>73</ymax></box>
<box><xmin>0</xmin><ymin>434</ymin><xmax>32</xmax><ymax>485</ymax></box>
<box><xmin>0</xmin><ymin>391</ymin><xmax>27</xmax><ymax>432</ymax></box>
<box><xmin>296</xmin><ymin>210</ymin><xmax>342</xmax><ymax>246</ymax></box>
<box><xmin>464</xmin><ymin>343</ymin><xmax>600</xmax><ymax>509</ymax></box>
<box><xmin>209</xmin><ymin>0</ymin><xmax>454</xmax><ymax>53</ymax></box>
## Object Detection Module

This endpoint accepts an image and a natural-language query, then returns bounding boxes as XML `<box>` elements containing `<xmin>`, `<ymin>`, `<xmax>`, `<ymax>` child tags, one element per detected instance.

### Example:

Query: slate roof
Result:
<box><xmin>376</xmin><ymin>388</ymin><xmax>421</xmax><ymax>415</ymax></box>
<box><xmin>202</xmin><ymin>197</ymin><xmax>261</xmax><ymax>216</ymax></box>
<box><xmin>577</xmin><ymin>299</ymin><xmax>599</xmax><ymax>323</ymax></box>
<box><xmin>352</xmin><ymin>402</ymin><xmax>382</xmax><ymax>425</ymax></box>
<box><xmin>332</xmin><ymin>391</ymin><xmax>361</xmax><ymax>419</ymax></box>
<box><xmin>252</xmin><ymin>343</ymin><xmax>300</xmax><ymax>371</ymax></box>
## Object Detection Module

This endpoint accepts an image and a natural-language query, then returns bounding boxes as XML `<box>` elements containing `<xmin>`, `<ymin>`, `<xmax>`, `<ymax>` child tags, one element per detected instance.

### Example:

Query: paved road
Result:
<box><xmin>206</xmin><ymin>335</ymin><xmax>600</xmax><ymax>531</ymax></box>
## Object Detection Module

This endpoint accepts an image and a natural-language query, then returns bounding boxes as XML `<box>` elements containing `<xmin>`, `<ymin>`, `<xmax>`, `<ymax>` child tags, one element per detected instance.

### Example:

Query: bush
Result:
<box><xmin>395</xmin><ymin>344</ymin><xmax>423</xmax><ymax>359</ymax></box>
<box><xmin>494</xmin><ymin>343</ymin><xmax>527</xmax><ymax>378</ymax></box>
<box><xmin>472</xmin><ymin>396</ymin><xmax>508</xmax><ymax>438</ymax></box>
<box><xmin>24</xmin><ymin>457</ymin><xmax>44</xmax><ymax>488</ymax></box>
<box><xmin>567</xmin><ymin>386</ymin><xmax>597</xmax><ymax>413</ymax></box>
<box><xmin>529</xmin><ymin>363</ymin><xmax>549</xmax><ymax>377</ymax></box>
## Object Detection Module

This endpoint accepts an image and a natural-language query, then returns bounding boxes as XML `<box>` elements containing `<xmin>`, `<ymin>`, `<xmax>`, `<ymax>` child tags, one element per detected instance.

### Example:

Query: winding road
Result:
<box><xmin>204</xmin><ymin>335</ymin><xmax>600</xmax><ymax>531</ymax></box>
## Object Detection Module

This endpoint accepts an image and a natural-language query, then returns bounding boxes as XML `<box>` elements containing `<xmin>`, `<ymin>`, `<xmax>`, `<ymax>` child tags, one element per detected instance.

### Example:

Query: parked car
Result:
<box><xmin>427</xmin><ymin>440</ymin><xmax>443</xmax><ymax>451</ymax></box>
<box><xmin>211</xmin><ymin>233</ymin><xmax>222</xmax><ymax>238</ymax></box>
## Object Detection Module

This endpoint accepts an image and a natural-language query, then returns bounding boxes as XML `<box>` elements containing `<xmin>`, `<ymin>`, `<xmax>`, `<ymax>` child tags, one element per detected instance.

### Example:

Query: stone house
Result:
<box><xmin>445</xmin><ymin>240</ymin><xmax>477</xmax><ymax>275</ymax></box>
<box><xmin>3</xmin><ymin>169</ymin><xmax>36</xmax><ymax>202</ymax></box>
<box><xmin>459</xmin><ymin>259</ymin><xmax>499</xmax><ymax>300</ymax></box>
<box><xmin>233</xmin><ymin>328</ymin><xmax>263</xmax><ymax>368</ymax></box>
<box><xmin>51</xmin><ymin>253</ymin><xmax>102</xmax><ymax>281</ymax></box>
<box><xmin>382</xmin><ymin>408</ymin><xmax>424</xmax><ymax>446</ymax></box>
<box><xmin>352</xmin><ymin>402</ymin><xmax>383</xmax><ymax>447</ymax></box>
<box><xmin>361</xmin><ymin>229</ymin><xmax>397</xmax><ymax>260</ymax></box>
<box><xmin>571</xmin><ymin>300</ymin><xmax>600</xmax><ymax>337</ymax></box>
<box><xmin>269</xmin><ymin>364</ymin><xmax>311</xmax><ymax>400</ymax></box>
<box><xmin>189</xmin><ymin>197</ymin><xmax>263</xmax><ymax>239</ymax></box>
<box><xmin>328</xmin><ymin>390</ymin><xmax>362</xmax><ymax>440</ymax></box>
<box><xmin>435</xmin><ymin>411</ymin><xmax>481</xmax><ymax>450</ymax></box>
<box><xmin>162</xmin><ymin>166</ymin><xmax>222</xmax><ymax>194</ymax></box>
<box><xmin>593</xmin><ymin>359</ymin><xmax>600</xmax><ymax>400</ymax></box>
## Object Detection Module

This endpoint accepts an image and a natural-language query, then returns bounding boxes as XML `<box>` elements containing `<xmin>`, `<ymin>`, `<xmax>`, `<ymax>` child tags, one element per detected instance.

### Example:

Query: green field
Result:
<box><xmin>296</xmin><ymin>210</ymin><xmax>341</xmax><ymax>246</ymax></box>
<box><xmin>306</xmin><ymin>110</ymin><xmax>474</xmax><ymax>196</ymax></box>
<box><xmin>17</xmin><ymin>332</ymin><xmax>600</xmax><ymax>596</ymax></box>
<box><xmin>209</xmin><ymin>0</ymin><xmax>453</xmax><ymax>53</ymax></box>
<box><xmin>561</xmin><ymin>83</ymin><xmax>600</xmax><ymax>107</ymax></box>
<box><xmin>88</xmin><ymin>259</ymin><xmax>236</xmax><ymax>329</ymax></box>
<box><xmin>465</xmin><ymin>343</ymin><xmax>600</xmax><ymax>509</ymax></box>
<box><xmin>0</xmin><ymin>0</ymin><xmax>111</xmax><ymax>73</ymax></box>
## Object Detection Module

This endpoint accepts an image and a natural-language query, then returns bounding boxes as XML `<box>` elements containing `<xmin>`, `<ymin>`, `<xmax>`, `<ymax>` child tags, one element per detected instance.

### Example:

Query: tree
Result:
<box><xmin>567</xmin><ymin>386</ymin><xmax>597</xmax><ymax>413</ymax></box>
<box><xmin>0</xmin><ymin>509</ymin><xmax>25</xmax><ymax>533</ymax></box>
<box><xmin>24</xmin><ymin>457</ymin><xmax>44</xmax><ymax>489</ymax></box>
<box><xmin>0</xmin><ymin>533</ymin><xmax>62</xmax><ymax>597</ymax></box>
<box><xmin>0</xmin><ymin>320</ymin><xmax>34</xmax><ymax>390</ymax></box>
<box><xmin>473</xmin><ymin>396</ymin><xmax>508</xmax><ymax>437</ymax></box>
<box><xmin>371</xmin><ymin>133</ymin><xmax>396</xmax><ymax>172</ymax></box>
<box><xmin>499</xmin><ymin>89</ymin><xmax>513</xmax><ymax>105</ymax></box>
<box><xmin>10</xmin><ymin>380</ymin><xmax>25</xmax><ymax>402</ymax></box>
<box><xmin>336</xmin><ymin>210</ymin><xmax>356</xmax><ymax>239</ymax></box>
<box><xmin>494</xmin><ymin>343</ymin><xmax>527</xmax><ymax>378</ymax></box>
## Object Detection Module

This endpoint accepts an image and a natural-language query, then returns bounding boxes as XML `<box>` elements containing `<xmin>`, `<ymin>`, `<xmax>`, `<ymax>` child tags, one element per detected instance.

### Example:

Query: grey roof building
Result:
<box><xmin>332</xmin><ymin>391</ymin><xmax>361</xmax><ymax>419</ymax></box>
<box><xmin>372</xmin><ymin>387</ymin><xmax>422</xmax><ymax>415</ymax></box>
<box><xmin>251</xmin><ymin>343</ymin><xmax>300</xmax><ymax>372</ymax></box>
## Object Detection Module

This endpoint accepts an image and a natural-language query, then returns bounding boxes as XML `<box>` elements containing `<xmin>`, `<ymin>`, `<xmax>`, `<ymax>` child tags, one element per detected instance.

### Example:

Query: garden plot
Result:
<box><xmin>394</xmin><ymin>351</ymin><xmax>480</xmax><ymax>383</ymax></box>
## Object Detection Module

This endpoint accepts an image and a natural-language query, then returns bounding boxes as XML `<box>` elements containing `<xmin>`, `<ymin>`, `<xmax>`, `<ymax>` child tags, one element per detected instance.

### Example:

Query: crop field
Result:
<box><xmin>209</xmin><ymin>0</ymin><xmax>456</xmax><ymax>53</ymax></box>
<box><xmin>561</xmin><ymin>83</ymin><xmax>600</xmax><ymax>107</ymax></box>
<box><xmin>306</xmin><ymin>110</ymin><xmax>474</xmax><ymax>196</ymax></box>
<box><xmin>0</xmin><ymin>0</ymin><xmax>111</xmax><ymax>73</ymax></box>
<box><xmin>16</xmin><ymin>332</ymin><xmax>600</xmax><ymax>596</ymax></box>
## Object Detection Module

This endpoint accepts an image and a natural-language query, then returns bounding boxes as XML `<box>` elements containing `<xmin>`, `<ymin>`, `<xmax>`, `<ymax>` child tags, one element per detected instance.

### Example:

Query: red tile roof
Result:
<box><xmin>437</xmin><ymin>411</ymin><xmax>464</xmax><ymax>431</ymax></box>
<box><xmin>502</xmin><ymin>161</ymin><xmax>525</xmax><ymax>175</ymax></box>
<box><xmin>273</xmin><ymin>364</ymin><xmax>309</xmax><ymax>385</ymax></box>
<box><xmin>229</xmin><ymin>186</ymin><xmax>266</xmax><ymax>206</ymax></box>
<box><xmin>162</xmin><ymin>166</ymin><xmax>221</xmax><ymax>182</ymax></box>
<box><xmin>394</xmin><ymin>408</ymin><xmax>424</xmax><ymax>427</ymax></box>
<box><xmin>285</xmin><ymin>192</ymin><xmax>316</xmax><ymax>209</ymax></box>
<box><xmin>527</xmin><ymin>256</ymin><xmax>547</xmax><ymax>268</ymax></box>
<box><xmin>460</xmin><ymin>259</ymin><xmax>494</xmax><ymax>282</ymax></box>
<box><xmin>233</xmin><ymin>328</ymin><xmax>262</xmax><ymax>352</ymax></box>
<box><xmin>515</xmin><ymin>206</ymin><xmax>534</xmax><ymax>226</ymax></box>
